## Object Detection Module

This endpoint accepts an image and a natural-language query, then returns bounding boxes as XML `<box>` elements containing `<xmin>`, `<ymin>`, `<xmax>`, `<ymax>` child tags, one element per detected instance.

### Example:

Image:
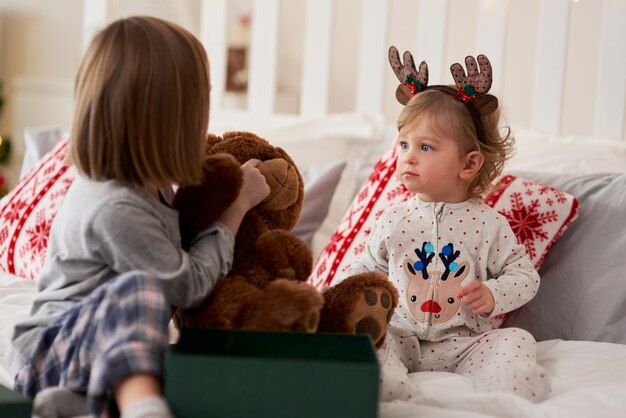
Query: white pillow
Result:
<box><xmin>509</xmin><ymin>127</ymin><xmax>626</xmax><ymax>174</ymax></box>
<box><xmin>19</xmin><ymin>127</ymin><xmax>67</xmax><ymax>180</ymax></box>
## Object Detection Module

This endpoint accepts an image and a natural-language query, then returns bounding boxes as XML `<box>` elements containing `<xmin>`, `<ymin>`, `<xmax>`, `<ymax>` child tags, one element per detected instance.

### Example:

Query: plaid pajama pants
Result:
<box><xmin>14</xmin><ymin>271</ymin><xmax>171</xmax><ymax>417</ymax></box>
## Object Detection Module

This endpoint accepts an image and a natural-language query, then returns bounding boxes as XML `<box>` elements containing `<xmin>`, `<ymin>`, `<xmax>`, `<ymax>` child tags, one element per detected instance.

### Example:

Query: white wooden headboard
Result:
<box><xmin>78</xmin><ymin>0</ymin><xmax>626</xmax><ymax>139</ymax></box>
<box><xmin>8</xmin><ymin>0</ymin><xmax>626</xmax><ymax>186</ymax></box>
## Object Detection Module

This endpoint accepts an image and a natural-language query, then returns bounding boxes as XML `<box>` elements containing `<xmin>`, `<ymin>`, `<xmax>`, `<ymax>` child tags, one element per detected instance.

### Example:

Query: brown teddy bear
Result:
<box><xmin>172</xmin><ymin>131</ymin><xmax>398</xmax><ymax>348</ymax></box>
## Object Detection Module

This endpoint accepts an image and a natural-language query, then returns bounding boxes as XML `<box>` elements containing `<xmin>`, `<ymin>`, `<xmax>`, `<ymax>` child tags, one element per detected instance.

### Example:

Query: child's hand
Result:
<box><xmin>218</xmin><ymin>159</ymin><xmax>269</xmax><ymax>236</ymax></box>
<box><xmin>236</xmin><ymin>159</ymin><xmax>270</xmax><ymax>211</ymax></box>
<box><xmin>457</xmin><ymin>280</ymin><xmax>495</xmax><ymax>316</ymax></box>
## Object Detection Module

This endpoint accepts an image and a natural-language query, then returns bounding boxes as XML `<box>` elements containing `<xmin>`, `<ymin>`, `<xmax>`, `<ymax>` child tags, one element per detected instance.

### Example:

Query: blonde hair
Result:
<box><xmin>397</xmin><ymin>88</ymin><xmax>514</xmax><ymax>197</ymax></box>
<box><xmin>69</xmin><ymin>16</ymin><xmax>210</xmax><ymax>187</ymax></box>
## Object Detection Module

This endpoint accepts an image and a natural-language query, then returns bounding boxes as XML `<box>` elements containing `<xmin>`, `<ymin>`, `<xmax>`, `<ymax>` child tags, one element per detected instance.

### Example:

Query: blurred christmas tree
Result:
<box><xmin>0</xmin><ymin>79</ymin><xmax>11</xmax><ymax>198</ymax></box>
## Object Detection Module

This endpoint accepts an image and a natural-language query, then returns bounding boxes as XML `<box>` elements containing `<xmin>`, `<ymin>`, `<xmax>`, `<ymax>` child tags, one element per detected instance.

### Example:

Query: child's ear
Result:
<box><xmin>459</xmin><ymin>151</ymin><xmax>484</xmax><ymax>180</ymax></box>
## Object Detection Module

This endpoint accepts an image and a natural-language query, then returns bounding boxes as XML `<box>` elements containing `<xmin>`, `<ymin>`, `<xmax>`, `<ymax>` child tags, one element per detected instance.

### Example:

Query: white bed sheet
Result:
<box><xmin>381</xmin><ymin>339</ymin><xmax>626</xmax><ymax>418</ymax></box>
<box><xmin>2</xmin><ymin>271</ymin><xmax>626</xmax><ymax>417</ymax></box>
<box><xmin>0</xmin><ymin>271</ymin><xmax>38</xmax><ymax>388</ymax></box>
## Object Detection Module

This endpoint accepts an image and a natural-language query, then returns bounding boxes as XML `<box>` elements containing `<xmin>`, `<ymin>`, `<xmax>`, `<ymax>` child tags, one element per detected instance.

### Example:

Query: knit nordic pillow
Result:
<box><xmin>0</xmin><ymin>138</ymin><xmax>74</xmax><ymax>279</ymax></box>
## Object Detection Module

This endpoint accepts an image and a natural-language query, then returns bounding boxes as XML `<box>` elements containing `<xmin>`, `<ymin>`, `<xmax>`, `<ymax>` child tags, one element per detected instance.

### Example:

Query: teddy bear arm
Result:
<box><xmin>255</xmin><ymin>229</ymin><xmax>313</xmax><ymax>282</ymax></box>
<box><xmin>240</xmin><ymin>279</ymin><xmax>323</xmax><ymax>332</ymax></box>
<box><xmin>173</xmin><ymin>154</ymin><xmax>243</xmax><ymax>249</ymax></box>
<box><xmin>175</xmin><ymin>275</ymin><xmax>259</xmax><ymax>330</ymax></box>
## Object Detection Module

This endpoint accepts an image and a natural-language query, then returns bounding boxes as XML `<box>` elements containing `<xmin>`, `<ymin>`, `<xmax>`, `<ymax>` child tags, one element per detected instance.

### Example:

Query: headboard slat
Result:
<box><xmin>531</xmin><ymin>0</ymin><xmax>570</xmax><ymax>135</ymax></box>
<box><xmin>594</xmin><ymin>0</ymin><xmax>626</xmax><ymax>141</ymax></box>
<box><xmin>355</xmin><ymin>0</ymin><xmax>389</xmax><ymax>115</ymax></box>
<box><xmin>417</xmin><ymin>0</ymin><xmax>448</xmax><ymax>83</ymax></box>
<box><xmin>475</xmin><ymin>0</ymin><xmax>508</xmax><ymax>94</ymax></box>
<box><xmin>32</xmin><ymin>0</ymin><xmax>626</xmax><ymax>144</ymax></box>
<box><xmin>300</xmin><ymin>0</ymin><xmax>333</xmax><ymax>117</ymax></box>
<box><xmin>81</xmin><ymin>0</ymin><xmax>107</xmax><ymax>52</ymax></box>
<box><xmin>247</xmin><ymin>0</ymin><xmax>279</xmax><ymax>115</ymax></box>
<box><xmin>200</xmin><ymin>0</ymin><xmax>227</xmax><ymax>114</ymax></box>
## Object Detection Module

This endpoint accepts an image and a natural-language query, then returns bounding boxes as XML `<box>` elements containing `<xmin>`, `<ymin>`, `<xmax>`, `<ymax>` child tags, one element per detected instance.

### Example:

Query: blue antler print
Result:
<box><xmin>406</xmin><ymin>242</ymin><xmax>435</xmax><ymax>280</ymax></box>
<box><xmin>439</xmin><ymin>243</ymin><xmax>464</xmax><ymax>281</ymax></box>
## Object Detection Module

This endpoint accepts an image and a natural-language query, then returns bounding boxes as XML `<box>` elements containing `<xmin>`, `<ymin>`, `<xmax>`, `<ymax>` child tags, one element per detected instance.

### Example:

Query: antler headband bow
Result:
<box><xmin>389</xmin><ymin>46</ymin><xmax>499</xmax><ymax>142</ymax></box>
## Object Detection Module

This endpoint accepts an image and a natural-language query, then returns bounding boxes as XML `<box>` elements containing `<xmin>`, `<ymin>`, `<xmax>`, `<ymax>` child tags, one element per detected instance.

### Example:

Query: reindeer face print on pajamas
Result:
<box><xmin>404</xmin><ymin>242</ymin><xmax>469</xmax><ymax>324</ymax></box>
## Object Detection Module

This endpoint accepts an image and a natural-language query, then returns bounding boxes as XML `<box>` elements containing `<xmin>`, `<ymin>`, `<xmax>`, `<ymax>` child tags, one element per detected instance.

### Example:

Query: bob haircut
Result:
<box><xmin>397</xmin><ymin>88</ymin><xmax>514</xmax><ymax>198</ymax></box>
<box><xmin>69</xmin><ymin>16</ymin><xmax>210</xmax><ymax>187</ymax></box>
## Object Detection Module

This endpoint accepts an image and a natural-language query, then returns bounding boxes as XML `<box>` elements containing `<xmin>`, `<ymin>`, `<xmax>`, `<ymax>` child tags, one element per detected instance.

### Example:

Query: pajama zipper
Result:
<box><xmin>435</xmin><ymin>204</ymin><xmax>445</xmax><ymax>222</ymax></box>
<box><xmin>426</xmin><ymin>203</ymin><xmax>445</xmax><ymax>332</ymax></box>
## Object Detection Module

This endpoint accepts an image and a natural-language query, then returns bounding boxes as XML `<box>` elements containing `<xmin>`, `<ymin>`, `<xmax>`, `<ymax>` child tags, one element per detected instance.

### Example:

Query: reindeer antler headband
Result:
<box><xmin>389</xmin><ymin>46</ymin><xmax>498</xmax><ymax>142</ymax></box>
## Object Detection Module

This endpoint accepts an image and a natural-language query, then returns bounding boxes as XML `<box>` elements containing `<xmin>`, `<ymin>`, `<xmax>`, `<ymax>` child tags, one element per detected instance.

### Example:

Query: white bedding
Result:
<box><xmin>381</xmin><ymin>339</ymin><xmax>626</xmax><ymax>418</ymax></box>
<box><xmin>2</xmin><ymin>271</ymin><xmax>626</xmax><ymax>418</ymax></box>
<box><xmin>0</xmin><ymin>271</ymin><xmax>37</xmax><ymax>388</ymax></box>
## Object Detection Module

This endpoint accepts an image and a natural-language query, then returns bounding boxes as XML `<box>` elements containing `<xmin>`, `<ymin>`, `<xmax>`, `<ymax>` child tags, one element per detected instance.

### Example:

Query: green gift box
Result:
<box><xmin>165</xmin><ymin>328</ymin><xmax>379</xmax><ymax>418</ymax></box>
<box><xmin>0</xmin><ymin>384</ymin><xmax>32</xmax><ymax>418</ymax></box>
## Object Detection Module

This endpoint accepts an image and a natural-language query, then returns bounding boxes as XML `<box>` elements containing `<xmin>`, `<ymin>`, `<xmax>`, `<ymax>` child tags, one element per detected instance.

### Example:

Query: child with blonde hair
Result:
<box><xmin>6</xmin><ymin>16</ymin><xmax>269</xmax><ymax>418</ymax></box>
<box><xmin>346</xmin><ymin>47</ymin><xmax>551</xmax><ymax>403</ymax></box>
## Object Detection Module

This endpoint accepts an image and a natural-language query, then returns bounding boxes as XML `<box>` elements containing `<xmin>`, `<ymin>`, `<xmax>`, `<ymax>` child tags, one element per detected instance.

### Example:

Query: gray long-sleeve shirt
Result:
<box><xmin>6</xmin><ymin>174</ymin><xmax>234</xmax><ymax>376</ymax></box>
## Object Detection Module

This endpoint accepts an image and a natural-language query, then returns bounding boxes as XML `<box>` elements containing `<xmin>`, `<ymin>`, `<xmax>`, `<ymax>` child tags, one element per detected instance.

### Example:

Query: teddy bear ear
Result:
<box><xmin>222</xmin><ymin>130</ymin><xmax>264</xmax><ymax>142</ymax></box>
<box><xmin>205</xmin><ymin>132</ymin><xmax>223</xmax><ymax>152</ymax></box>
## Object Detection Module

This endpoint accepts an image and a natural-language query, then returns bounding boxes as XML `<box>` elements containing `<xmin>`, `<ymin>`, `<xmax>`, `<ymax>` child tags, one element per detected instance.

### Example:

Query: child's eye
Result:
<box><xmin>399</xmin><ymin>141</ymin><xmax>409</xmax><ymax>150</ymax></box>
<box><xmin>421</xmin><ymin>144</ymin><xmax>433</xmax><ymax>151</ymax></box>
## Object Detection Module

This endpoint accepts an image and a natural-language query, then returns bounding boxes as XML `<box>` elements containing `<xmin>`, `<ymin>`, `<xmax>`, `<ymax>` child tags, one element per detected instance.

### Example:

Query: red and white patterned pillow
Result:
<box><xmin>0</xmin><ymin>138</ymin><xmax>75</xmax><ymax>280</ymax></box>
<box><xmin>309</xmin><ymin>141</ymin><xmax>579</xmax><ymax>326</ymax></box>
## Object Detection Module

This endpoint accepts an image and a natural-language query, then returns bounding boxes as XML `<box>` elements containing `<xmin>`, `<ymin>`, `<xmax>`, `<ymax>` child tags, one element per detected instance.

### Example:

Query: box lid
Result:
<box><xmin>0</xmin><ymin>384</ymin><xmax>32</xmax><ymax>417</ymax></box>
<box><xmin>165</xmin><ymin>329</ymin><xmax>380</xmax><ymax>418</ymax></box>
<box><xmin>173</xmin><ymin>328</ymin><xmax>378</xmax><ymax>364</ymax></box>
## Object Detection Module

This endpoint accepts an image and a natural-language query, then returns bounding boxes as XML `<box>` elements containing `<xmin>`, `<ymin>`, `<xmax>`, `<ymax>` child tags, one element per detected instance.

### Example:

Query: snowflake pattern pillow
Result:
<box><xmin>0</xmin><ymin>138</ymin><xmax>75</xmax><ymax>279</ymax></box>
<box><xmin>309</xmin><ymin>143</ymin><xmax>579</xmax><ymax>327</ymax></box>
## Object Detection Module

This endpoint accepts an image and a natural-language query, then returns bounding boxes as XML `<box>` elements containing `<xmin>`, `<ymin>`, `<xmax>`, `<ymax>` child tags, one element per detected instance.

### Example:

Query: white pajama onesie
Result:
<box><xmin>347</xmin><ymin>197</ymin><xmax>551</xmax><ymax>402</ymax></box>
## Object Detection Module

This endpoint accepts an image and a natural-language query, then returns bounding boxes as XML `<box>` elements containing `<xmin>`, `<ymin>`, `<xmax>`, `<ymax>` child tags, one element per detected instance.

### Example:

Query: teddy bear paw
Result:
<box><xmin>256</xmin><ymin>230</ymin><xmax>313</xmax><ymax>282</ymax></box>
<box><xmin>319</xmin><ymin>272</ymin><xmax>398</xmax><ymax>348</ymax></box>
<box><xmin>349</xmin><ymin>286</ymin><xmax>395</xmax><ymax>347</ymax></box>
<box><xmin>242</xmin><ymin>279</ymin><xmax>324</xmax><ymax>333</ymax></box>
<box><xmin>290</xmin><ymin>309</ymin><xmax>320</xmax><ymax>333</ymax></box>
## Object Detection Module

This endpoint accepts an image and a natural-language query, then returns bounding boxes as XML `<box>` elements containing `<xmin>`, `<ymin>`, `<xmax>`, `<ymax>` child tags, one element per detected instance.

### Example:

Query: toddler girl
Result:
<box><xmin>347</xmin><ymin>47</ymin><xmax>551</xmax><ymax>403</ymax></box>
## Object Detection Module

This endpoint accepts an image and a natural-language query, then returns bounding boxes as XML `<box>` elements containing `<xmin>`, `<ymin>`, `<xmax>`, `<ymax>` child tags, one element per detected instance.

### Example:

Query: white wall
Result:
<box><xmin>0</xmin><ymin>0</ymin><xmax>83</xmax><ymax>186</ymax></box>
<box><xmin>0</xmin><ymin>0</ymin><xmax>623</xmax><ymax>188</ymax></box>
